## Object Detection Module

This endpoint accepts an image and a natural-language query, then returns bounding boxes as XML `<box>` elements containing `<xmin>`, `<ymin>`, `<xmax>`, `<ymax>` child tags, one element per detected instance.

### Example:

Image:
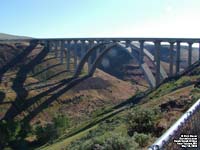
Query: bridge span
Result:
<box><xmin>1</xmin><ymin>37</ymin><xmax>200</xmax><ymax>88</ymax></box>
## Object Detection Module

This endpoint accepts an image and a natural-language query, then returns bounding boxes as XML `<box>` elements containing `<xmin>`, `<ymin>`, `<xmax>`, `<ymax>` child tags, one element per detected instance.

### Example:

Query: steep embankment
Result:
<box><xmin>41</xmin><ymin>61</ymin><xmax>200</xmax><ymax>150</ymax></box>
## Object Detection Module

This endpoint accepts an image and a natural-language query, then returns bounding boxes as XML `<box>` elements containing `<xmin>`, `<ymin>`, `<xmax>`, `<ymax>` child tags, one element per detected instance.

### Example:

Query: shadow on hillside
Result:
<box><xmin>23</xmin><ymin>75</ymin><xmax>90</xmax><ymax>122</ymax></box>
<box><xmin>0</xmin><ymin>40</ymin><xmax>38</xmax><ymax>83</ymax></box>
<box><xmin>3</xmin><ymin>43</ymin><xmax>52</xmax><ymax>120</ymax></box>
<box><xmin>36</xmin><ymin>56</ymin><xmax>56</xmax><ymax>65</ymax></box>
<box><xmin>25</xmin><ymin>70</ymin><xmax>69</xmax><ymax>88</ymax></box>
<box><xmin>31</xmin><ymin>63</ymin><xmax>62</xmax><ymax>77</ymax></box>
<box><xmin>26</xmin><ymin>80</ymin><xmax>63</xmax><ymax>90</ymax></box>
<box><xmin>0</xmin><ymin>40</ymin><xmax>39</xmax><ymax>104</ymax></box>
<box><xmin>1</xmin><ymin>41</ymin><xmax>90</xmax><ymax>122</ymax></box>
<box><xmin>93</xmin><ymin>91</ymin><xmax>147</xmax><ymax>118</ymax></box>
<box><xmin>3</xmin><ymin>76</ymin><xmax>76</xmax><ymax>120</ymax></box>
<box><xmin>46</xmin><ymin>70</ymin><xmax>68</xmax><ymax>80</ymax></box>
<box><xmin>0</xmin><ymin>41</ymin><xmax>112</xmax><ymax>123</ymax></box>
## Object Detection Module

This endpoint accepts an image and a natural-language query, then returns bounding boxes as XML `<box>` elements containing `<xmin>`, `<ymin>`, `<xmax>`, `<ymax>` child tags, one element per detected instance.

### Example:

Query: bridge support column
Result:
<box><xmin>125</xmin><ymin>40</ymin><xmax>131</xmax><ymax>47</ymax></box>
<box><xmin>139</xmin><ymin>40</ymin><xmax>144</xmax><ymax>64</ymax></box>
<box><xmin>169</xmin><ymin>42</ymin><xmax>174</xmax><ymax>77</ymax></box>
<box><xmin>74</xmin><ymin>41</ymin><xmax>78</xmax><ymax>70</ymax></box>
<box><xmin>155</xmin><ymin>41</ymin><xmax>161</xmax><ymax>86</ymax></box>
<box><xmin>49</xmin><ymin>41</ymin><xmax>53</xmax><ymax>54</ymax></box>
<box><xmin>96</xmin><ymin>41</ymin><xmax>102</xmax><ymax>57</ymax></box>
<box><xmin>80</xmin><ymin>41</ymin><xmax>86</xmax><ymax>59</ymax></box>
<box><xmin>60</xmin><ymin>40</ymin><xmax>65</xmax><ymax>64</ymax></box>
<box><xmin>66</xmin><ymin>41</ymin><xmax>71</xmax><ymax>71</ymax></box>
<box><xmin>55</xmin><ymin>41</ymin><xmax>58</xmax><ymax>58</ymax></box>
<box><xmin>176</xmin><ymin>41</ymin><xmax>181</xmax><ymax>74</ymax></box>
<box><xmin>199</xmin><ymin>42</ymin><xmax>200</xmax><ymax>61</ymax></box>
<box><xmin>93</xmin><ymin>41</ymin><xmax>98</xmax><ymax>63</ymax></box>
<box><xmin>88</xmin><ymin>41</ymin><xmax>94</xmax><ymax>71</ymax></box>
<box><xmin>188</xmin><ymin>42</ymin><xmax>193</xmax><ymax>66</ymax></box>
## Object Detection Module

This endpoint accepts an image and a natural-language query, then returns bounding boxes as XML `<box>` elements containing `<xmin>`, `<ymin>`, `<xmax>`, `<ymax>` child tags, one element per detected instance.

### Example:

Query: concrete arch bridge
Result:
<box><xmin>2</xmin><ymin>38</ymin><xmax>200</xmax><ymax>88</ymax></box>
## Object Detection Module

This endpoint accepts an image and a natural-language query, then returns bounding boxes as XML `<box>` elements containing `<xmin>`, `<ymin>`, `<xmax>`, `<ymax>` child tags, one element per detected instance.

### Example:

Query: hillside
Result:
<box><xmin>0</xmin><ymin>42</ymin><xmax>143</xmax><ymax>121</ymax></box>
<box><xmin>0</xmin><ymin>33</ymin><xmax>32</xmax><ymax>40</ymax></box>
<box><xmin>40</xmin><ymin>61</ymin><xmax>200</xmax><ymax>150</ymax></box>
<box><xmin>0</xmin><ymin>41</ymin><xmax>147</xmax><ymax>150</ymax></box>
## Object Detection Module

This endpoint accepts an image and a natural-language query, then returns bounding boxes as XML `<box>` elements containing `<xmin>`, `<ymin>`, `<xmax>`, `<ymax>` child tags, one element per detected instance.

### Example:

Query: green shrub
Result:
<box><xmin>53</xmin><ymin>114</ymin><xmax>70</xmax><ymax>136</ymax></box>
<box><xmin>126</xmin><ymin>108</ymin><xmax>158</xmax><ymax>136</ymax></box>
<box><xmin>0</xmin><ymin>120</ymin><xmax>30</xmax><ymax>149</ymax></box>
<box><xmin>35</xmin><ymin>114</ymin><xmax>70</xmax><ymax>144</ymax></box>
<box><xmin>53</xmin><ymin>114</ymin><xmax>70</xmax><ymax>129</ymax></box>
<box><xmin>133</xmin><ymin>132</ymin><xmax>150</xmax><ymax>147</ymax></box>
<box><xmin>103</xmin><ymin>135</ymin><xmax>133</xmax><ymax>150</ymax></box>
<box><xmin>35</xmin><ymin>123</ymin><xmax>57</xmax><ymax>144</ymax></box>
<box><xmin>0</xmin><ymin>120</ymin><xmax>21</xmax><ymax>145</ymax></box>
<box><xmin>67</xmin><ymin>133</ymin><xmax>139</xmax><ymax>150</ymax></box>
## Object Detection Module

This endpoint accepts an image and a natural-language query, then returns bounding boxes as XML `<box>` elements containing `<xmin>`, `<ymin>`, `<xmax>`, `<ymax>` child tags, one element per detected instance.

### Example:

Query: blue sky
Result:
<box><xmin>0</xmin><ymin>0</ymin><xmax>200</xmax><ymax>38</ymax></box>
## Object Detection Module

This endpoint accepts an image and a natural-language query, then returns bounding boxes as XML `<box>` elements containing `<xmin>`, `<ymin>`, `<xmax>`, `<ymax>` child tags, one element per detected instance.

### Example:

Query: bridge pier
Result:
<box><xmin>188</xmin><ymin>42</ymin><xmax>193</xmax><ymax>66</ymax></box>
<box><xmin>96</xmin><ymin>41</ymin><xmax>103</xmax><ymax>58</ymax></box>
<box><xmin>73</xmin><ymin>40</ymin><xmax>78</xmax><ymax>70</ymax></box>
<box><xmin>169</xmin><ymin>42</ymin><xmax>174</xmax><ymax>77</ymax></box>
<box><xmin>80</xmin><ymin>40</ymin><xmax>86</xmax><ymax>59</ymax></box>
<box><xmin>49</xmin><ymin>41</ymin><xmax>53</xmax><ymax>54</ymax></box>
<box><xmin>60</xmin><ymin>40</ymin><xmax>65</xmax><ymax>64</ymax></box>
<box><xmin>88</xmin><ymin>40</ymin><xmax>94</xmax><ymax>72</ymax></box>
<box><xmin>96</xmin><ymin>46</ymin><xmax>101</xmax><ymax>58</ymax></box>
<box><xmin>92</xmin><ymin>41</ymin><xmax>98</xmax><ymax>63</ymax></box>
<box><xmin>155</xmin><ymin>41</ymin><xmax>161</xmax><ymax>86</ymax></box>
<box><xmin>176</xmin><ymin>41</ymin><xmax>181</xmax><ymax>74</ymax></box>
<box><xmin>54</xmin><ymin>41</ymin><xmax>59</xmax><ymax>58</ymax></box>
<box><xmin>49</xmin><ymin>41</ymin><xmax>55</xmax><ymax>56</ymax></box>
<box><xmin>199</xmin><ymin>42</ymin><xmax>200</xmax><ymax>60</ymax></box>
<box><xmin>139</xmin><ymin>40</ymin><xmax>144</xmax><ymax>64</ymax></box>
<box><xmin>125</xmin><ymin>40</ymin><xmax>131</xmax><ymax>48</ymax></box>
<box><xmin>66</xmin><ymin>41</ymin><xmax>71</xmax><ymax>71</ymax></box>
<box><xmin>130</xmin><ymin>45</ymin><xmax>135</xmax><ymax>56</ymax></box>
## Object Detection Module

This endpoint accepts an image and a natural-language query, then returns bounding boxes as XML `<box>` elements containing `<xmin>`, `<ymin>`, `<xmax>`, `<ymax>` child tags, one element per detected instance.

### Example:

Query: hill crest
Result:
<box><xmin>0</xmin><ymin>33</ymin><xmax>32</xmax><ymax>40</ymax></box>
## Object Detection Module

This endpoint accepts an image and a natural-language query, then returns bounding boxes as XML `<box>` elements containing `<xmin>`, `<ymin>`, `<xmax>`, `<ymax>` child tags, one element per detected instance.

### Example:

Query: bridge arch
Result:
<box><xmin>88</xmin><ymin>42</ymin><xmax>156</xmax><ymax>88</ymax></box>
<box><xmin>117</xmin><ymin>42</ymin><xmax>156</xmax><ymax>87</ymax></box>
<box><xmin>73</xmin><ymin>42</ymin><xmax>108</xmax><ymax>78</ymax></box>
<box><xmin>89</xmin><ymin>43</ymin><xmax>117</xmax><ymax>76</ymax></box>
<box><xmin>129</xmin><ymin>42</ymin><xmax>168</xmax><ymax>80</ymax></box>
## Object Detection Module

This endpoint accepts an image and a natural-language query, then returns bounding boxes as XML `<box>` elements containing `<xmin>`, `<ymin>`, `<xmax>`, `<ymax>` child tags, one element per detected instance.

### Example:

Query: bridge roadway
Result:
<box><xmin>1</xmin><ymin>37</ymin><xmax>200</xmax><ymax>88</ymax></box>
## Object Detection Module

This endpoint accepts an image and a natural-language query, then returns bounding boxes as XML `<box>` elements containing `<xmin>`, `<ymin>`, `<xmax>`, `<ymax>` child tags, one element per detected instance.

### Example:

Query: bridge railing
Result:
<box><xmin>148</xmin><ymin>98</ymin><xmax>200</xmax><ymax>150</ymax></box>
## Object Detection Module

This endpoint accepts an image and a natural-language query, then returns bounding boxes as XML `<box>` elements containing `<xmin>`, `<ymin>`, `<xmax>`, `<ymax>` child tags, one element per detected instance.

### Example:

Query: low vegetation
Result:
<box><xmin>126</xmin><ymin>108</ymin><xmax>160</xmax><ymax>136</ymax></box>
<box><xmin>0</xmin><ymin>115</ymin><xmax>70</xmax><ymax>150</ymax></box>
<box><xmin>65</xmin><ymin>108</ymin><xmax>159</xmax><ymax>149</ymax></box>
<box><xmin>0</xmin><ymin>120</ymin><xmax>31</xmax><ymax>150</ymax></box>
<box><xmin>35</xmin><ymin>114</ymin><xmax>70</xmax><ymax>145</ymax></box>
<box><xmin>56</xmin><ymin>63</ymin><xmax>200</xmax><ymax>150</ymax></box>
<box><xmin>67</xmin><ymin>128</ymin><xmax>139</xmax><ymax>150</ymax></box>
